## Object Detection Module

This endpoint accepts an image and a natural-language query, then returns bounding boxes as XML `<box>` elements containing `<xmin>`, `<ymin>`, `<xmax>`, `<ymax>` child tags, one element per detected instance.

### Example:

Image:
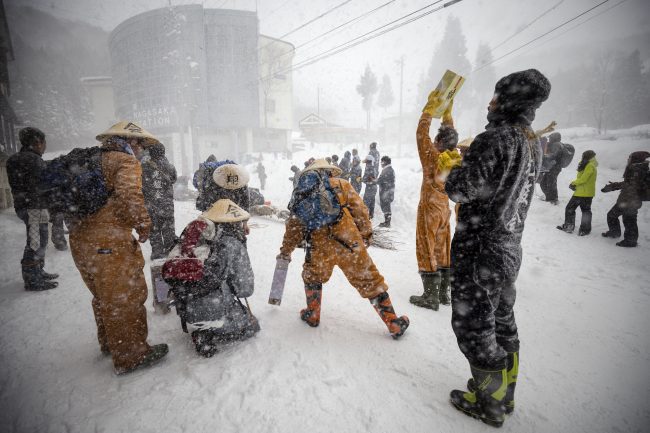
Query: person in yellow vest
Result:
<box><xmin>277</xmin><ymin>159</ymin><xmax>409</xmax><ymax>339</ymax></box>
<box><xmin>68</xmin><ymin>121</ymin><xmax>168</xmax><ymax>375</ymax></box>
<box><xmin>557</xmin><ymin>150</ymin><xmax>598</xmax><ymax>236</ymax></box>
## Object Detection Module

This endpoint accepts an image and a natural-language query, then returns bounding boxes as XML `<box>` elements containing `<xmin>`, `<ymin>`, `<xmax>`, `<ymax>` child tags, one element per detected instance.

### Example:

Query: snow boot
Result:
<box><xmin>450</xmin><ymin>363</ymin><xmax>508</xmax><ymax>428</ymax></box>
<box><xmin>601</xmin><ymin>231</ymin><xmax>620</xmax><ymax>238</ymax></box>
<box><xmin>468</xmin><ymin>351</ymin><xmax>518</xmax><ymax>415</ymax></box>
<box><xmin>556</xmin><ymin>223</ymin><xmax>574</xmax><ymax>233</ymax></box>
<box><xmin>22</xmin><ymin>260</ymin><xmax>57</xmax><ymax>291</ymax></box>
<box><xmin>115</xmin><ymin>343</ymin><xmax>169</xmax><ymax>374</ymax></box>
<box><xmin>577</xmin><ymin>228</ymin><xmax>590</xmax><ymax>236</ymax></box>
<box><xmin>192</xmin><ymin>330</ymin><xmax>219</xmax><ymax>358</ymax></box>
<box><xmin>409</xmin><ymin>272</ymin><xmax>440</xmax><ymax>311</ymax></box>
<box><xmin>300</xmin><ymin>283</ymin><xmax>322</xmax><ymax>327</ymax></box>
<box><xmin>38</xmin><ymin>260</ymin><xmax>59</xmax><ymax>280</ymax></box>
<box><xmin>439</xmin><ymin>268</ymin><xmax>451</xmax><ymax>306</ymax></box>
<box><xmin>378</xmin><ymin>213</ymin><xmax>391</xmax><ymax>228</ymax></box>
<box><xmin>370</xmin><ymin>291</ymin><xmax>409</xmax><ymax>339</ymax></box>
<box><xmin>616</xmin><ymin>239</ymin><xmax>637</xmax><ymax>248</ymax></box>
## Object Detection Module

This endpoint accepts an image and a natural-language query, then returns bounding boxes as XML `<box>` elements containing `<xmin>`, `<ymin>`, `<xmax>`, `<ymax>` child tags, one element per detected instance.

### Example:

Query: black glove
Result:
<box><xmin>569</xmin><ymin>184</ymin><xmax>577</xmax><ymax>191</ymax></box>
<box><xmin>601</xmin><ymin>182</ymin><xmax>615</xmax><ymax>193</ymax></box>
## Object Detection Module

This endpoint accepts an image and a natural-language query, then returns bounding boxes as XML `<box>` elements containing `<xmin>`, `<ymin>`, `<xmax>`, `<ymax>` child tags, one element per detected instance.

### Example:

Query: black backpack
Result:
<box><xmin>640</xmin><ymin>166</ymin><xmax>650</xmax><ymax>202</ymax></box>
<box><xmin>559</xmin><ymin>143</ymin><xmax>575</xmax><ymax>168</ymax></box>
<box><xmin>42</xmin><ymin>147</ymin><xmax>110</xmax><ymax>217</ymax></box>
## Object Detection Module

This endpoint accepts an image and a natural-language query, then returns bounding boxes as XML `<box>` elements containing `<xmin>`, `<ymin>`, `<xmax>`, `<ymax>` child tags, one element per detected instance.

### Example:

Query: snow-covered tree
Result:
<box><xmin>377</xmin><ymin>74</ymin><xmax>395</xmax><ymax>112</ymax></box>
<box><xmin>356</xmin><ymin>65</ymin><xmax>378</xmax><ymax>131</ymax></box>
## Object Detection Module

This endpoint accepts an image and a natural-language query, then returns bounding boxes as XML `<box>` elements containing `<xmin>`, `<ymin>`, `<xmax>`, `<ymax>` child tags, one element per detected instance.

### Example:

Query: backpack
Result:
<box><xmin>559</xmin><ymin>143</ymin><xmax>575</xmax><ymax>168</ymax></box>
<box><xmin>640</xmin><ymin>166</ymin><xmax>650</xmax><ymax>202</ymax></box>
<box><xmin>42</xmin><ymin>147</ymin><xmax>110</xmax><ymax>217</ymax></box>
<box><xmin>288</xmin><ymin>171</ymin><xmax>342</xmax><ymax>231</ymax></box>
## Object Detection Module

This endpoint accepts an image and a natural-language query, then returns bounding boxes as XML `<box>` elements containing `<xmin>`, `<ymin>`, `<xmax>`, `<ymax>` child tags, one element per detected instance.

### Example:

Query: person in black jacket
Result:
<box><xmin>539</xmin><ymin>132</ymin><xmax>564</xmax><ymax>204</ymax></box>
<box><xmin>377</xmin><ymin>155</ymin><xmax>395</xmax><ymax>227</ymax></box>
<box><xmin>6</xmin><ymin>127</ymin><xmax>59</xmax><ymax>290</ymax></box>
<box><xmin>338</xmin><ymin>151</ymin><xmax>351</xmax><ymax>179</ymax></box>
<box><xmin>136</xmin><ymin>142</ymin><xmax>178</xmax><ymax>259</ymax></box>
<box><xmin>602</xmin><ymin>150</ymin><xmax>650</xmax><ymax>247</ymax></box>
<box><xmin>362</xmin><ymin>155</ymin><xmax>377</xmax><ymax>219</ymax></box>
<box><xmin>445</xmin><ymin>69</ymin><xmax>551</xmax><ymax>427</ymax></box>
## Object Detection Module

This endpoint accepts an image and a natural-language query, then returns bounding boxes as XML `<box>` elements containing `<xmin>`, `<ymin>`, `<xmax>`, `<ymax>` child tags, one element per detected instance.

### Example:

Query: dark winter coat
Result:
<box><xmin>541</xmin><ymin>140</ymin><xmax>563</xmax><ymax>173</ymax></box>
<box><xmin>369</xmin><ymin>148</ymin><xmax>380</xmax><ymax>177</ymax></box>
<box><xmin>199</xmin><ymin>186</ymin><xmax>250</xmax><ymax>212</ymax></box>
<box><xmin>377</xmin><ymin>164</ymin><xmax>395</xmax><ymax>202</ymax></box>
<box><xmin>141</xmin><ymin>151</ymin><xmax>177</xmax><ymax>218</ymax></box>
<box><xmin>350</xmin><ymin>164</ymin><xmax>362</xmax><ymax>192</ymax></box>
<box><xmin>6</xmin><ymin>148</ymin><xmax>49</xmax><ymax>210</ymax></box>
<box><xmin>445</xmin><ymin>113</ymin><xmax>542</xmax><ymax>281</ymax></box>
<box><xmin>339</xmin><ymin>154</ymin><xmax>351</xmax><ymax>178</ymax></box>
<box><xmin>607</xmin><ymin>161</ymin><xmax>649</xmax><ymax>210</ymax></box>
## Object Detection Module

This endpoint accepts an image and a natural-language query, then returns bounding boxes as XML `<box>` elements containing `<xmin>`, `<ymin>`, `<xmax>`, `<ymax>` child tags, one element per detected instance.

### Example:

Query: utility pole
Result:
<box><xmin>396</xmin><ymin>56</ymin><xmax>404</xmax><ymax>157</ymax></box>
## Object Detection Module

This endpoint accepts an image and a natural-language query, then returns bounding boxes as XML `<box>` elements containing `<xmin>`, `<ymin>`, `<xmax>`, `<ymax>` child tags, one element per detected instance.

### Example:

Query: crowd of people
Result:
<box><xmin>5</xmin><ymin>68</ymin><xmax>649</xmax><ymax>427</ymax></box>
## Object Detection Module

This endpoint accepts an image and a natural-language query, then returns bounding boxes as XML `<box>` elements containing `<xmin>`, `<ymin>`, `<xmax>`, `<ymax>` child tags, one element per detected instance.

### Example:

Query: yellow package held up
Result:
<box><xmin>437</xmin><ymin>149</ymin><xmax>462</xmax><ymax>173</ymax></box>
<box><xmin>423</xmin><ymin>70</ymin><xmax>466</xmax><ymax>119</ymax></box>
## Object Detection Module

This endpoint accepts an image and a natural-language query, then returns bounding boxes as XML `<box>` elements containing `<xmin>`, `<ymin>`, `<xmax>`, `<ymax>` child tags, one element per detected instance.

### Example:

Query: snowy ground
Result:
<box><xmin>1</xmin><ymin>130</ymin><xmax>649</xmax><ymax>433</ymax></box>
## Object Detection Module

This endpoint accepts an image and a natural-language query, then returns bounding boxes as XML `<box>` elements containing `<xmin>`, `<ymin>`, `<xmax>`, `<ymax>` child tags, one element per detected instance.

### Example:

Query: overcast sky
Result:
<box><xmin>10</xmin><ymin>0</ymin><xmax>650</xmax><ymax>129</ymax></box>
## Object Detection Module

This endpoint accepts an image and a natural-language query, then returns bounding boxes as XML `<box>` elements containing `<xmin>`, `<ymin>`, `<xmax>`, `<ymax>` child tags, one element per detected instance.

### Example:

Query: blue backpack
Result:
<box><xmin>288</xmin><ymin>171</ymin><xmax>342</xmax><ymax>231</ymax></box>
<box><xmin>42</xmin><ymin>147</ymin><xmax>110</xmax><ymax>217</ymax></box>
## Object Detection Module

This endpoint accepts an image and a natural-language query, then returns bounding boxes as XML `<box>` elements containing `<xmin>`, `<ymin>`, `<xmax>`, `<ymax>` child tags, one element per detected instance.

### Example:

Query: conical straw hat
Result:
<box><xmin>303</xmin><ymin>158</ymin><xmax>342</xmax><ymax>177</ymax></box>
<box><xmin>201</xmin><ymin>199</ymin><xmax>250</xmax><ymax>223</ymax></box>
<box><xmin>96</xmin><ymin>121</ymin><xmax>161</xmax><ymax>146</ymax></box>
<box><xmin>213</xmin><ymin>164</ymin><xmax>250</xmax><ymax>190</ymax></box>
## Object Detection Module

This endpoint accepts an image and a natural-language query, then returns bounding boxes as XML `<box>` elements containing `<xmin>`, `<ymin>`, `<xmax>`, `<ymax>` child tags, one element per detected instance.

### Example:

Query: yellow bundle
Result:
<box><xmin>437</xmin><ymin>149</ymin><xmax>462</xmax><ymax>173</ymax></box>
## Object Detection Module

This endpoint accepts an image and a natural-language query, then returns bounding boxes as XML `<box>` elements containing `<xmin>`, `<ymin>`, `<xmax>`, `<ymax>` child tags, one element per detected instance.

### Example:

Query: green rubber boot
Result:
<box><xmin>450</xmin><ymin>364</ymin><xmax>508</xmax><ymax>428</ymax></box>
<box><xmin>468</xmin><ymin>351</ymin><xmax>518</xmax><ymax>414</ymax></box>
<box><xmin>409</xmin><ymin>272</ymin><xmax>440</xmax><ymax>311</ymax></box>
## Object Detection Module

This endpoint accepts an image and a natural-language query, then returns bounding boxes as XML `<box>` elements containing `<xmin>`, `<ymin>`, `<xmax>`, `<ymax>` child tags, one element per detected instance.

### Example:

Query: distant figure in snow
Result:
<box><xmin>133</xmin><ymin>142</ymin><xmax>178</xmax><ymax>259</ymax></box>
<box><xmin>362</xmin><ymin>155</ymin><xmax>377</xmax><ymax>219</ymax></box>
<box><xmin>445</xmin><ymin>69</ymin><xmax>551</xmax><ymax>427</ymax></box>
<box><xmin>6</xmin><ymin>127</ymin><xmax>59</xmax><ymax>291</ymax></box>
<box><xmin>376</xmin><ymin>155</ymin><xmax>395</xmax><ymax>228</ymax></box>
<box><xmin>539</xmin><ymin>132</ymin><xmax>565</xmax><ymax>204</ymax></box>
<box><xmin>349</xmin><ymin>157</ymin><xmax>363</xmax><ymax>193</ymax></box>
<box><xmin>289</xmin><ymin>165</ymin><xmax>301</xmax><ymax>187</ymax></box>
<box><xmin>601</xmin><ymin>150</ymin><xmax>650</xmax><ymax>247</ymax></box>
<box><xmin>557</xmin><ymin>150</ymin><xmax>598</xmax><ymax>236</ymax></box>
<box><xmin>255</xmin><ymin>161</ymin><xmax>267</xmax><ymax>190</ymax></box>
<box><xmin>351</xmin><ymin>148</ymin><xmax>360</xmax><ymax>164</ymax></box>
<box><xmin>338</xmin><ymin>151</ymin><xmax>351</xmax><ymax>180</ymax></box>
<box><xmin>331</xmin><ymin>154</ymin><xmax>339</xmax><ymax>167</ymax></box>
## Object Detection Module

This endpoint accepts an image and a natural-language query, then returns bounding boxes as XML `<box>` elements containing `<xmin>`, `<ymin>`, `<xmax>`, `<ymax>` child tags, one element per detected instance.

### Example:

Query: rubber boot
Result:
<box><xmin>439</xmin><ymin>268</ymin><xmax>451</xmax><ymax>306</ymax></box>
<box><xmin>369</xmin><ymin>291</ymin><xmax>409</xmax><ymax>339</ymax></box>
<box><xmin>556</xmin><ymin>223</ymin><xmax>574</xmax><ymax>233</ymax></box>
<box><xmin>300</xmin><ymin>283</ymin><xmax>322</xmax><ymax>327</ymax></box>
<box><xmin>38</xmin><ymin>260</ymin><xmax>59</xmax><ymax>280</ymax></box>
<box><xmin>450</xmin><ymin>363</ymin><xmax>508</xmax><ymax>428</ymax></box>
<box><xmin>378</xmin><ymin>213</ymin><xmax>391</xmax><ymax>228</ymax></box>
<box><xmin>601</xmin><ymin>231</ymin><xmax>620</xmax><ymax>238</ymax></box>
<box><xmin>114</xmin><ymin>343</ymin><xmax>169</xmax><ymax>375</ymax></box>
<box><xmin>22</xmin><ymin>260</ymin><xmax>57</xmax><ymax>291</ymax></box>
<box><xmin>616</xmin><ymin>239</ymin><xmax>637</xmax><ymax>247</ymax></box>
<box><xmin>467</xmin><ymin>351</ymin><xmax>518</xmax><ymax>414</ymax></box>
<box><xmin>409</xmin><ymin>272</ymin><xmax>440</xmax><ymax>311</ymax></box>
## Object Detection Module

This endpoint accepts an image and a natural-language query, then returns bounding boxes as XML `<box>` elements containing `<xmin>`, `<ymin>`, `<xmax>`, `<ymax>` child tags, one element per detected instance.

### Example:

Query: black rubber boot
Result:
<box><xmin>438</xmin><ymin>268</ymin><xmax>451</xmax><ymax>306</ymax></box>
<box><xmin>467</xmin><ymin>351</ymin><xmax>518</xmax><ymax>414</ymax></box>
<box><xmin>22</xmin><ymin>260</ymin><xmax>58</xmax><ymax>291</ymax></box>
<box><xmin>115</xmin><ymin>343</ymin><xmax>169</xmax><ymax>374</ymax></box>
<box><xmin>409</xmin><ymin>272</ymin><xmax>440</xmax><ymax>311</ymax></box>
<box><xmin>450</xmin><ymin>363</ymin><xmax>508</xmax><ymax>428</ymax></box>
<box><xmin>556</xmin><ymin>223</ymin><xmax>574</xmax><ymax>233</ymax></box>
<box><xmin>378</xmin><ymin>213</ymin><xmax>391</xmax><ymax>228</ymax></box>
<box><xmin>616</xmin><ymin>239</ymin><xmax>637</xmax><ymax>247</ymax></box>
<box><xmin>39</xmin><ymin>260</ymin><xmax>59</xmax><ymax>280</ymax></box>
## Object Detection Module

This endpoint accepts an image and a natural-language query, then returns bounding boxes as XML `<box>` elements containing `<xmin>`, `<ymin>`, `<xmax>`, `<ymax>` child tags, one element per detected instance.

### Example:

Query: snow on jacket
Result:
<box><xmin>6</xmin><ymin>147</ymin><xmax>49</xmax><ymax>210</ymax></box>
<box><xmin>338</xmin><ymin>154</ymin><xmax>351</xmax><ymax>179</ymax></box>
<box><xmin>141</xmin><ymin>151</ymin><xmax>177</xmax><ymax>217</ymax></box>
<box><xmin>377</xmin><ymin>164</ymin><xmax>395</xmax><ymax>200</ymax></box>
<box><xmin>609</xmin><ymin>160</ymin><xmax>648</xmax><ymax>209</ymax></box>
<box><xmin>570</xmin><ymin>158</ymin><xmax>598</xmax><ymax>198</ymax></box>
<box><xmin>369</xmin><ymin>148</ymin><xmax>380</xmax><ymax>177</ymax></box>
<box><xmin>445</xmin><ymin>114</ymin><xmax>542</xmax><ymax>280</ymax></box>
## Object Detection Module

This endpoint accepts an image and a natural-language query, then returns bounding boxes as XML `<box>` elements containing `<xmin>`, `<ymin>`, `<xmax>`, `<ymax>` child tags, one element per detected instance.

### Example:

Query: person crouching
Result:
<box><xmin>163</xmin><ymin>199</ymin><xmax>259</xmax><ymax>357</ymax></box>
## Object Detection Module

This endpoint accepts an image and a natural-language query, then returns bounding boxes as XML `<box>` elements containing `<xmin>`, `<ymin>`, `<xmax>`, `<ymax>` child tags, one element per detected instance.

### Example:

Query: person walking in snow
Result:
<box><xmin>410</xmin><ymin>100</ymin><xmax>460</xmax><ymax>311</ymax></box>
<box><xmin>557</xmin><ymin>150</ymin><xmax>598</xmax><ymax>236</ymax></box>
<box><xmin>362</xmin><ymin>155</ymin><xmax>378</xmax><ymax>219</ymax></box>
<box><xmin>601</xmin><ymin>150</ymin><xmax>650</xmax><ymax>247</ymax></box>
<box><xmin>539</xmin><ymin>132</ymin><xmax>565</xmax><ymax>204</ymax></box>
<box><xmin>68</xmin><ymin>121</ymin><xmax>168</xmax><ymax>375</ymax></box>
<box><xmin>134</xmin><ymin>142</ymin><xmax>178</xmax><ymax>259</ymax></box>
<box><xmin>255</xmin><ymin>161</ymin><xmax>267</xmax><ymax>190</ymax></box>
<box><xmin>289</xmin><ymin>165</ymin><xmax>301</xmax><ymax>187</ymax></box>
<box><xmin>277</xmin><ymin>159</ymin><xmax>409</xmax><ymax>339</ymax></box>
<box><xmin>162</xmin><ymin>199</ymin><xmax>259</xmax><ymax>357</ymax></box>
<box><xmin>338</xmin><ymin>151</ymin><xmax>351</xmax><ymax>179</ymax></box>
<box><xmin>349</xmin><ymin>157</ymin><xmax>363</xmax><ymax>193</ymax></box>
<box><xmin>376</xmin><ymin>156</ymin><xmax>395</xmax><ymax>228</ymax></box>
<box><xmin>445</xmin><ymin>69</ymin><xmax>551</xmax><ymax>427</ymax></box>
<box><xmin>6</xmin><ymin>127</ymin><xmax>59</xmax><ymax>291</ymax></box>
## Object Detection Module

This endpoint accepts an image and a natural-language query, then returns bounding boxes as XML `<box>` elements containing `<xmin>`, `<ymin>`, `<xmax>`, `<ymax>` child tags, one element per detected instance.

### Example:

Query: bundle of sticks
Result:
<box><xmin>370</xmin><ymin>227</ymin><xmax>400</xmax><ymax>250</ymax></box>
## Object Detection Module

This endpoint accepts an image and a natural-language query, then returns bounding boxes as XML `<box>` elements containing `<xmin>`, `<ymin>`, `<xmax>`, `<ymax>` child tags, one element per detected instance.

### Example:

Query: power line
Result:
<box><xmin>492</xmin><ymin>0</ymin><xmax>564</xmax><ymax>51</ymax></box>
<box><xmin>473</xmin><ymin>0</ymin><xmax>611</xmax><ymax>72</ymax></box>
<box><xmin>275</xmin><ymin>0</ymin><xmax>355</xmax><ymax>41</ymax></box>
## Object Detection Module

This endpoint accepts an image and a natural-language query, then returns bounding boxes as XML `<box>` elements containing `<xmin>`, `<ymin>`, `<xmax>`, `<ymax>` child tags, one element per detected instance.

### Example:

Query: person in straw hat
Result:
<box><xmin>68</xmin><ymin>121</ymin><xmax>168</xmax><ymax>375</ymax></box>
<box><xmin>277</xmin><ymin>158</ymin><xmax>409</xmax><ymax>339</ymax></box>
<box><xmin>163</xmin><ymin>199</ymin><xmax>259</xmax><ymax>357</ymax></box>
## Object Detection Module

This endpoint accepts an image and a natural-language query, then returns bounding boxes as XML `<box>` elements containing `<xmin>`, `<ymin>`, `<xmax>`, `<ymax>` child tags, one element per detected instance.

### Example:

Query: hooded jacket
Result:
<box><xmin>570</xmin><ymin>158</ymin><xmax>598</xmax><ymax>198</ymax></box>
<box><xmin>6</xmin><ymin>148</ymin><xmax>49</xmax><ymax>210</ymax></box>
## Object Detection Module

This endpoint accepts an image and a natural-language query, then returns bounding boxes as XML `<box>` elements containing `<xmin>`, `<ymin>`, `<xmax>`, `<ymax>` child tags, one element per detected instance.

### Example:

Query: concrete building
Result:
<box><xmin>0</xmin><ymin>0</ymin><xmax>16</xmax><ymax>209</ymax></box>
<box><xmin>108</xmin><ymin>5</ymin><xmax>294</xmax><ymax>175</ymax></box>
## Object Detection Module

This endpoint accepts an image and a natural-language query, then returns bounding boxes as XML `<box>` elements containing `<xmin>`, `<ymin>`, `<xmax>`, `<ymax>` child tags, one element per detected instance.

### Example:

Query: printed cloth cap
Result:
<box><xmin>303</xmin><ymin>158</ymin><xmax>343</xmax><ymax>177</ymax></box>
<box><xmin>201</xmin><ymin>199</ymin><xmax>250</xmax><ymax>223</ymax></box>
<box><xmin>96</xmin><ymin>121</ymin><xmax>161</xmax><ymax>146</ymax></box>
<box><xmin>213</xmin><ymin>164</ymin><xmax>250</xmax><ymax>190</ymax></box>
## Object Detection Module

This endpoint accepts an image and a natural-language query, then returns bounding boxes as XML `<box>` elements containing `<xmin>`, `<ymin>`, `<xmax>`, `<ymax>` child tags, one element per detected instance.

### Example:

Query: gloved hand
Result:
<box><xmin>601</xmin><ymin>182</ymin><xmax>615</xmax><ymax>193</ymax></box>
<box><xmin>569</xmin><ymin>183</ymin><xmax>577</xmax><ymax>191</ymax></box>
<box><xmin>438</xmin><ymin>150</ymin><xmax>462</xmax><ymax>172</ymax></box>
<box><xmin>422</xmin><ymin>89</ymin><xmax>443</xmax><ymax>117</ymax></box>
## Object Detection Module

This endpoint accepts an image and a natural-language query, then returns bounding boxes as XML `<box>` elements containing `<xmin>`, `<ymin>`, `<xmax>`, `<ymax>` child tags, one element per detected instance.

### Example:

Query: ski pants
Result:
<box><xmin>149</xmin><ymin>212</ymin><xmax>176</xmax><ymax>259</ymax></box>
<box><xmin>70</xmin><ymin>226</ymin><xmax>151</xmax><ymax>371</ymax></box>
<box><xmin>607</xmin><ymin>203</ymin><xmax>639</xmax><ymax>242</ymax></box>
<box><xmin>363</xmin><ymin>184</ymin><xmax>378</xmax><ymax>218</ymax></box>
<box><xmin>379</xmin><ymin>190</ymin><xmax>393</xmax><ymax>216</ymax></box>
<box><xmin>564</xmin><ymin>196</ymin><xmax>593</xmax><ymax>232</ymax></box>
<box><xmin>540</xmin><ymin>168</ymin><xmax>561</xmax><ymax>201</ymax></box>
<box><xmin>302</xmin><ymin>234</ymin><xmax>387</xmax><ymax>300</ymax></box>
<box><xmin>451</xmin><ymin>261</ymin><xmax>519</xmax><ymax>370</ymax></box>
<box><xmin>16</xmin><ymin>208</ymin><xmax>49</xmax><ymax>270</ymax></box>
